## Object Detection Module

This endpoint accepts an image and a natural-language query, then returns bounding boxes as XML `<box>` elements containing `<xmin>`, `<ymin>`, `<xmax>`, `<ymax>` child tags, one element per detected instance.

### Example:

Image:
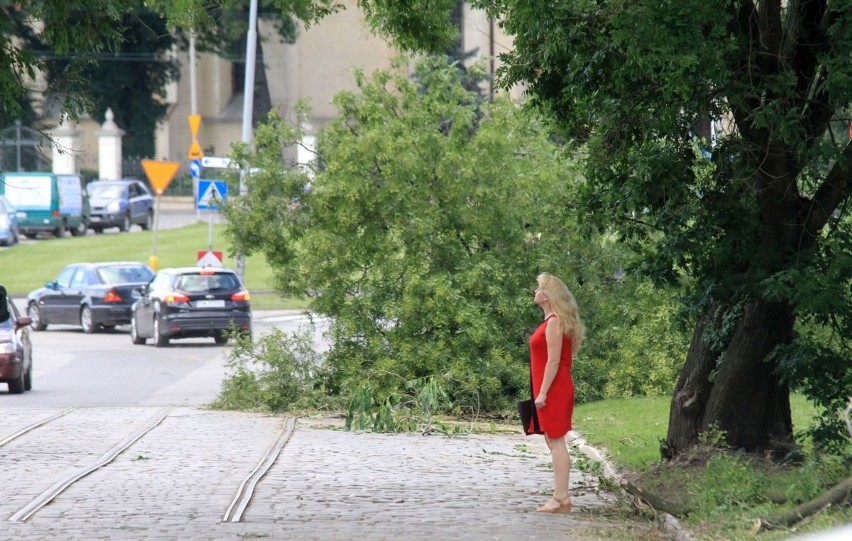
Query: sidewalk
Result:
<box><xmin>1</xmin><ymin>408</ymin><xmax>649</xmax><ymax>541</ymax></box>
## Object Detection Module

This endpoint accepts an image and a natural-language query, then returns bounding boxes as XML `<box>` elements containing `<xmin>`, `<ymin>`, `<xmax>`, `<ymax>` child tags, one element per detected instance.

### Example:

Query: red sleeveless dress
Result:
<box><xmin>529</xmin><ymin>314</ymin><xmax>574</xmax><ymax>438</ymax></box>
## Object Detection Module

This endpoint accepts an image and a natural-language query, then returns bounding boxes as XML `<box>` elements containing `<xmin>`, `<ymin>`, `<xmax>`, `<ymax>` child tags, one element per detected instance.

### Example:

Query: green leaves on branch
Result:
<box><xmin>223</xmin><ymin>57</ymin><xmax>689</xmax><ymax>417</ymax></box>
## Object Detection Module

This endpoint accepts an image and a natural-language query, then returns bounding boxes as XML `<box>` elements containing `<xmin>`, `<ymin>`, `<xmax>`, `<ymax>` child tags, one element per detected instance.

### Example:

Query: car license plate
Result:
<box><xmin>195</xmin><ymin>299</ymin><xmax>225</xmax><ymax>308</ymax></box>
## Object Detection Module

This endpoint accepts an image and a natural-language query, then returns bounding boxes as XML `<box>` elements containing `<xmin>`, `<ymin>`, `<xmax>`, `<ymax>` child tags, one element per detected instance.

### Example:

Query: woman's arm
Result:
<box><xmin>535</xmin><ymin>317</ymin><xmax>564</xmax><ymax>408</ymax></box>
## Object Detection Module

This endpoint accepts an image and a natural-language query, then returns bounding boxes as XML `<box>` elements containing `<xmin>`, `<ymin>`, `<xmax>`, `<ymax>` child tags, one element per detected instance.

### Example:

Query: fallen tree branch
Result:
<box><xmin>620</xmin><ymin>478</ymin><xmax>692</xmax><ymax>518</ymax></box>
<box><xmin>752</xmin><ymin>475</ymin><xmax>852</xmax><ymax>533</ymax></box>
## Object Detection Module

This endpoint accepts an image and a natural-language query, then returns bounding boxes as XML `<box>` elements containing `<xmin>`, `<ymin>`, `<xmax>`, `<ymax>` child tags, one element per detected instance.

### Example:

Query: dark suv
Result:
<box><xmin>87</xmin><ymin>179</ymin><xmax>154</xmax><ymax>233</ymax></box>
<box><xmin>130</xmin><ymin>267</ymin><xmax>252</xmax><ymax>347</ymax></box>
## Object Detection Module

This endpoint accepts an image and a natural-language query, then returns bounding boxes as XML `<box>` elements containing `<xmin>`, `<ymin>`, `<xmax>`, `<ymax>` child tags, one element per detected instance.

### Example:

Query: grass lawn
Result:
<box><xmin>0</xmin><ymin>222</ymin><xmax>308</xmax><ymax>310</ymax></box>
<box><xmin>574</xmin><ymin>394</ymin><xmax>849</xmax><ymax>540</ymax></box>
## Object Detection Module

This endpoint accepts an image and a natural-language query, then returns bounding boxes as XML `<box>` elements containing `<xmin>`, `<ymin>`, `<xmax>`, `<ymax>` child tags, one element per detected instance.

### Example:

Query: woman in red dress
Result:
<box><xmin>530</xmin><ymin>272</ymin><xmax>585</xmax><ymax>513</ymax></box>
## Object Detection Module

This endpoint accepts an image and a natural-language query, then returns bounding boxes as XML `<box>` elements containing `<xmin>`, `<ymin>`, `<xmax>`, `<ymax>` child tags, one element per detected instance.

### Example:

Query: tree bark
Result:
<box><xmin>665</xmin><ymin>300</ymin><xmax>796</xmax><ymax>456</ymax></box>
<box><xmin>753</xmin><ymin>475</ymin><xmax>852</xmax><ymax>532</ymax></box>
<box><xmin>620</xmin><ymin>478</ymin><xmax>692</xmax><ymax>517</ymax></box>
<box><xmin>663</xmin><ymin>303</ymin><xmax>720</xmax><ymax>458</ymax></box>
<box><xmin>703</xmin><ymin>299</ymin><xmax>795</xmax><ymax>452</ymax></box>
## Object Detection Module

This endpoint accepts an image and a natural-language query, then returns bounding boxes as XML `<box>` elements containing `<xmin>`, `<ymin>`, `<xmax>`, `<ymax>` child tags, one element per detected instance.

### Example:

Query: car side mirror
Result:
<box><xmin>45</xmin><ymin>281</ymin><xmax>58</xmax><ymax>290</ymax></box>
<box><xmin>17</xmin><ymin>316</ymin><xmax>32</xmax><ymax>328</ymax></box>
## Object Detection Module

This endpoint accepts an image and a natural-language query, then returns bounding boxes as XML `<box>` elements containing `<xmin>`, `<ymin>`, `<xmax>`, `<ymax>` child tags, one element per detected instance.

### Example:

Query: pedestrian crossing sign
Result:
<box><xmin>197</xmin><ymin>179</ymin><xmax>228</xmax><ymax>210</ymax></box>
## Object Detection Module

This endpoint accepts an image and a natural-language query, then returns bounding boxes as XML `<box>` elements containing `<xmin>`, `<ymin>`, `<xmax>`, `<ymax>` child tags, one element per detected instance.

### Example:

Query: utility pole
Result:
<box><xmin>235</xmin><ymin>0</ymin><xmax>258</xmax><ymax>283</ymax></box>
<box><xmin>190</xmin><ymin>32</ymin><xmax>201</xmax><ymax>222</ymax></box>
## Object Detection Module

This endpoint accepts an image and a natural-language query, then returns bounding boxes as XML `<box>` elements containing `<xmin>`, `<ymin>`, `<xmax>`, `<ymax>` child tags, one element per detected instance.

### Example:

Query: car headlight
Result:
<box><xmin>0</xmin><ymin>342</ymin><xmax>15</xmax><ymax>355</ymax></box>
<box><xmin>106</xmin><ymin>201</ymin><xmax>122</xmax><ymax>213</ymax></box>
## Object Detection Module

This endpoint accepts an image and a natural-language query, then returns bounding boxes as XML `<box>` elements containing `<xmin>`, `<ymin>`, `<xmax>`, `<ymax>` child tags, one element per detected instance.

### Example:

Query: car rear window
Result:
<box><xmin>176</xmin><ymin>273</ymin><xmax>240</xmax><ymax>293</ymax></box>
<box><xmin>98</xmin><ymin>265</ymin><xmax>154</xmax><ymax>284</ymax></box>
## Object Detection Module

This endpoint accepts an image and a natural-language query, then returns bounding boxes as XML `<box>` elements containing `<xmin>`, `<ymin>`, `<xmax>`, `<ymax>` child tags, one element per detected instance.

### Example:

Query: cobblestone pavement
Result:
<box><xmin>1</xmin><ymin>406</ymin><xmax>645</xmax><ymax>541</ymax></box>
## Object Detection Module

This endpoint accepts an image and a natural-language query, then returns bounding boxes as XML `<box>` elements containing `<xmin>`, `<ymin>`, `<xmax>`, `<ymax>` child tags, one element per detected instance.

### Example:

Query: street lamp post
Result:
<box><xmin>235</xmin><ymin>0</ymin><xmax>258</xmax><ymax>283</ymax></box>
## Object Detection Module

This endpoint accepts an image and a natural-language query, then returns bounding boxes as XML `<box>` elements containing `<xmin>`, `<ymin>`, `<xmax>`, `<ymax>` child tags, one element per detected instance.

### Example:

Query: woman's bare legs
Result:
<box><xmin>537</xmin><ymin>434</ymin><xmax>572</xmax><ymax>512</ymax></box>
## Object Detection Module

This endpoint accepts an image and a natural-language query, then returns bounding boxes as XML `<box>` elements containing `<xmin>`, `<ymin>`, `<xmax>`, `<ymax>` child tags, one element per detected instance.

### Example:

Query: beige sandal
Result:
<box><xmin>536</xmin><ymin>496</ymin><xmax>572</xmax><ymax>514</ymax></box>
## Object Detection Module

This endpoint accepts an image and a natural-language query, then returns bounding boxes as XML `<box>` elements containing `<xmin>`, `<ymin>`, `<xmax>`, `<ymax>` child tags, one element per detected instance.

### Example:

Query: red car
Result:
<box><xmin>0</xmin><ymin>285</ymin><xmax>33</xmax><ymax>394</ymax></box>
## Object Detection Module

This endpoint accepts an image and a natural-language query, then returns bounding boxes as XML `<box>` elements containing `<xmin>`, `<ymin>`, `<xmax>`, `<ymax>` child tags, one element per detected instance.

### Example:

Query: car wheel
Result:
<box><xmin>7</xmin><ymin>370</ymin><xmax>25</xmax><ymax>394</ymax></box>
<box><xmin>80</xmin><ymin>305</ymin><xmax>97</xmax><ymax>334</ymax></box>
<box><xmin>213</xmin><ymin>331</ymin><xmax>228</xmax><ymax>345</ymax></box>
<box><xmin>119</xmin><ymin>212</ymin><xmax>131</xmax><ymax>232</ymax></box>
<box><xmin>130</xmin><ymin>316</ymin><xmax>146</xmax><ymax>345</ymax></box>
<box><xmin>141</xmin><ymin>210</ymin><xmax>153</xmax><ymax>230</ymax></box>
<box><xmin>153</xmin><ymin>315</ymin><xmax>169</xmax><ymax>348</ymax></box>
<box><xmin>28</xmin><ymin>302</ymin><xmax>47</xmax><ymax>331</ymax></box>
<box><xmin>70</xmin><ymin>220</ymin><xmax>87</xmax><ymax>237</ymax></box>
<box><xmin>24</xmin><ymin>365</ymin><xmax>32</xmax><ymax>391</ymax></box>
<box><xmin>54</xmin><ymin>221</ymin><xmax>67</xmax><ymax>238</ymax></box>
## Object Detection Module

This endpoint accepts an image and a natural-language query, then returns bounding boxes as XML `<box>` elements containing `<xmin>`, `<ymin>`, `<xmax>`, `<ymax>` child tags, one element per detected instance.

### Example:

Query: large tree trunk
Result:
<box><xmin>665</xmin><ymin>299</ymin><xmax>796</xmax><ymax>457</ymax></box>
<box><xmin>662</xmin><ymin>303</ymin><xmax>720</xmax><ymax>458</ymax></box>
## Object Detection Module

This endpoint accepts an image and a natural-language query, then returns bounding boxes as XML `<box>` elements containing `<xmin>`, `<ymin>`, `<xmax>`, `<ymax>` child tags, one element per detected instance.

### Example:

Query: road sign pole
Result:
<box><xmin>150</xmin><ymin>195</ymin><xmax>161</xmax><ymax>271</ymax></box>
<box><xmin>208</xmin><ymin>209</ymin><xmax>214</xmax><ymax>252</ymax></box>
<box><xmin>140</xmin><ymin>159</ymin><xmax>181</xmax><ymax>271</ymax></box>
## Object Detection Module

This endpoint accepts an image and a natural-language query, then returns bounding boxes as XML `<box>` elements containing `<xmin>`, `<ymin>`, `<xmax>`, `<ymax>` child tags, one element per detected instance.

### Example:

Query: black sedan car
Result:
<box><xmin>130</xmin><ymin>267</ymin><xmax>252</xmax><ymax>347</ymax></box>
<box><xmin>27</xmin><ymin>262</ymin><xmax>155</xmax><ymax>333</ymax></box>
<box><xmin>0</xmin><ymin>284</ymin><xmax>33</xmax><ymax>394</ymax></box>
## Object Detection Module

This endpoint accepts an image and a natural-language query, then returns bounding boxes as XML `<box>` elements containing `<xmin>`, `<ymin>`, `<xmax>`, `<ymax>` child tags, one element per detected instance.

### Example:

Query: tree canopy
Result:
<box><xmin>353</xmin><ymin>0</ymin><xmax>852</xmax><ymax>452</ymax></box>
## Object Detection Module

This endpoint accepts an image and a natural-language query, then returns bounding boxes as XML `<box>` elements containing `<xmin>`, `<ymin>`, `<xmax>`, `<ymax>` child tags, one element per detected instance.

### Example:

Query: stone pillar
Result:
<box><xmin>50</xmin><ymin>115</ymin><xmax>83</xmax><ymax>175</ymax></box>
<box><xmin>96</xmin><ymin>108</ymin><xmax>125</xmax><ymax>180</ymax></box>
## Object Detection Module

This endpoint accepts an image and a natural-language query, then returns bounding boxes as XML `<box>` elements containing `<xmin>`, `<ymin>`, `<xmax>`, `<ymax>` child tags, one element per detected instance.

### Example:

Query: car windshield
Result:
<box><xmin>88</xmin><ymin>184</ymin><xmax>126</xmax><ymax>198</ymax></box>
<box><xmin>97</xmin><ymin>265</ymin><xmax>154</xmax><ymax>284</ymax></box>
<box><xmin>176</xmin><ymin>273</ymin><xmax>240</xmax><ymax>293</ymax></box>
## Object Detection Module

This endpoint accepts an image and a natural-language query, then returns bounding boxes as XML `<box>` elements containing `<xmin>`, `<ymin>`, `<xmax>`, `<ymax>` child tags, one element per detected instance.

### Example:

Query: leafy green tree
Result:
<box><xmin>0</xmin><ymin>0</ymin><xmax>334</xmax><ymax>138</ymax></box>
<box><xmin>0</xmin><ymin>1</ymin><xmax>136</xmax><ymax>122</ymax></box>
<box><xmin>223</xmin><ymin>59</ymin><xmax>569</xmax><ymax>411</ymax></box>
<box><xmin>40</xmin><ymin>6</ymin><xmax>178</xmax><ymax>158</ymax></box>
<box><xmin>353</xmin><ymin>1</ymin><xmax>852</xmax><ymax>454</ymax></box>
<box><xmin>222</xmin><ymin>57</ymin><xmax>688</xmax><ymax>414</ymax></box>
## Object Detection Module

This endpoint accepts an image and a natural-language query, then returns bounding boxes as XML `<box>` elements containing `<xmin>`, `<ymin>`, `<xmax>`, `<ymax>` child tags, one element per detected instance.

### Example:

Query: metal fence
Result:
<box><xmin>122</xmin><ymin>156</ymin><xmax>194</xmax><ymax>196</ymax></box>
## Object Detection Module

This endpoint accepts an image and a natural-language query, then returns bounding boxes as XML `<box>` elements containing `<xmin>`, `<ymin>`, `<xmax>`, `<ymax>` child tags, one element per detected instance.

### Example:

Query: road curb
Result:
<box><xmin>571</xmin><ymin>432</ymin><xmax>696</xmax><ymax>541</ymax></box>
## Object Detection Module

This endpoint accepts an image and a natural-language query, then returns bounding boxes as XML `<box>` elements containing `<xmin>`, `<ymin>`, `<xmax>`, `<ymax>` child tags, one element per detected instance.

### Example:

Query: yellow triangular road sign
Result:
<box><xmin>141</xmin><ymin>159</ymin><xmax>181</xmax><ymax>195</ymax></box>
<box><xmin>188</xmin><ymin>115</ymin><xmax>202</xmax><ymax>138</ymax></box>
<box><xmin>187</xmin><ymin>140</ymin><xmax>204</xmax><ymax>160</ymax></box>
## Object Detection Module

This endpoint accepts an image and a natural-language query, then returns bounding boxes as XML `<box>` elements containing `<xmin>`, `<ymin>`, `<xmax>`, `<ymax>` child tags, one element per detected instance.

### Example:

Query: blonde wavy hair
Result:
<box><xmin>537</xmin><ymin>272</ymin><xmax>585</xmax><ymax>355</ymax></box>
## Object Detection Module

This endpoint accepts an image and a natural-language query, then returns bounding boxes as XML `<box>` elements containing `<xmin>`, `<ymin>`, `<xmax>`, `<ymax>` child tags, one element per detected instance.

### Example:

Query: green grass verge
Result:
<box><xmin>0</xmin><ymin>222</ymin><xmax>308</xmax><ymax>310</ymax></box>
<box><xmin>573</xmin><ymin>394</ymin><xmax>820</xmax><ymax>470</ymax></box>
<box><xmin>574</xmin><ymin>394</ymin><xmax>849</xmax><ymax>540</ymax></box>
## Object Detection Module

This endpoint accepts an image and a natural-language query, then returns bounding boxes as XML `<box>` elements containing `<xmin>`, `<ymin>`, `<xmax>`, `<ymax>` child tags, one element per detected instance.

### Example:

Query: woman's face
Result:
<box><xmin>534</xmin><ymin>284</ymin><xmax>548</xmax><ymax>306</ymax></box>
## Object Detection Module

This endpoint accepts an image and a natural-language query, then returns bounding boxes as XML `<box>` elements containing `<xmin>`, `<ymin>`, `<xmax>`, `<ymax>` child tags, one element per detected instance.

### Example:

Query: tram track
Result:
<box><xmin>8</xmin><ymin>407</ymin><xmax>173</xmax><ymax>523</ymax></box>
<box><xmin>1</xmin><ymin>406</ymin><xmax>297</xmax><ymax>526</ymax></box>
<box><xmin>223</xmin><ymin>416</ymin><xmax>296</xmax><ymax>523</ymax></box>
<box><xmin>0</xmin><ymin>408</ymin><xmax>74</xmax><ymax>447</ymax></box>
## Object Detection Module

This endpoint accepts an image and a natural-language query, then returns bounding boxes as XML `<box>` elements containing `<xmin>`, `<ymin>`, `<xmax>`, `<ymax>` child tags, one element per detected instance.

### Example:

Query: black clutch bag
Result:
<box><xmin>518</xmin><ymin>398</ymin><xmax>543</xmax><ymax>435</ymax></box>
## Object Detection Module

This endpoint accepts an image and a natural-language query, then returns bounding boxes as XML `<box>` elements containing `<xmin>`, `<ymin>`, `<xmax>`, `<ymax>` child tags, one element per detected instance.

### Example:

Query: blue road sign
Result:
<box><xmin>189</xmin><ymin>158</ymin><xmax>202</xmax><ymax>179</ymax></box>
<box><xmin>197</xmin><ymin>179</ymin><xmax>228</xmax><ymax>211</ymax></box>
